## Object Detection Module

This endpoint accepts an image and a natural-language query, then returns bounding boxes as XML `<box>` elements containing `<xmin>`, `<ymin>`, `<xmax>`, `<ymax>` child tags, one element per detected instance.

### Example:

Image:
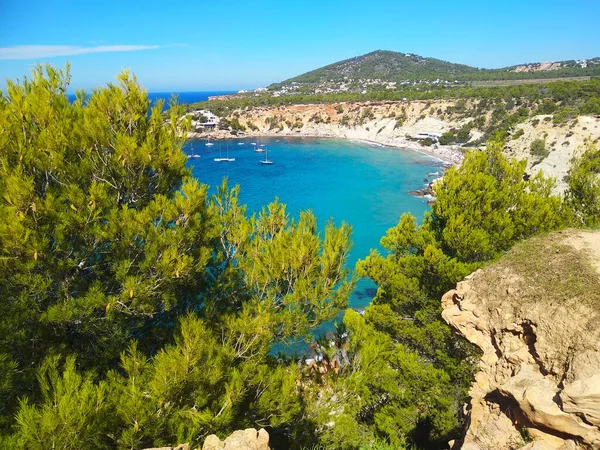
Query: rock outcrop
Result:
<box><xmin>202</xmin><ymin>428</ymin><xmax>269</xmax><ymax>450</ymax></box>
<box><xmin>441</xmin><ymin>230</ymin><xmax>600</xmax><ymax>450</ymax></box>
<box><xmin>143</xmin><ymin>428</ymin><xmax>269</xmax><ymax>450</ymax></box>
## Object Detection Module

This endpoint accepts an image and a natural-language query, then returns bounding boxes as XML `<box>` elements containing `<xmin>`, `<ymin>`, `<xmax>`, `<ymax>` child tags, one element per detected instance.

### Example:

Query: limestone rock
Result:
<box><xmin>145</xmin><ymin>428</ymin><xmax>269</xmax><ymax>450</ymax></box>
<box><xmin>203</xmin><ymin>434</ymin><xmax>225</xmax><ymax>450</ymax></box>
<box><xmin>441</xmin><ymin>230</ymin><xmax>600</xmax><ymax>450</ymax></box>
<box><xmin>202</xmin><ymin>428</ymin><xmax>269</xmax><ymax>450</ymax></box>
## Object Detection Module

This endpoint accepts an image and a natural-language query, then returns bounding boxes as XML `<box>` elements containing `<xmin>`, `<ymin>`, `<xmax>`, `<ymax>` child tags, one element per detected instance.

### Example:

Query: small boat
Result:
<box><xmin>206</xmin><ymin>139</ymin><xmax>214</xmax><ymax>147</ymax></box>
<box><xmin>187</xmin><ymin>145</ymin><xmax>201</xmax><ymax>159</ymax></box>
<box><xmin>250</xmin><ymin>142</ymin><xmax>257</xmax><ymax>146</ymax></box>
<box><xmin>237</xmin><ymin>142</ymin><xmax>244</xmax><ymax>145</ymax></box>
<box><xmin>223</xmin><ymin>144</ymin><xmax>235</xmax><ymax>162</ymax></box>
<box><xmin>254</xmin><ymin>141</ymin><xmax>265</xmax><ymax>153</ymax></box>
<box><xmin>214</xmin><ymin>145</ymin><xmax>225</xmax><ymax>162</ymax></box>
<box><xmin>260</xmin><ymin>147</ymin><xmax>273</xmax><ymax>165</ymax></box>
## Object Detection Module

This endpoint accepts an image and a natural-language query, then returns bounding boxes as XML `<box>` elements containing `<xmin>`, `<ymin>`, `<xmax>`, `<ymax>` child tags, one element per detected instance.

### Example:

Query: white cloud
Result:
<box><xmin>0</xmin><ymin>44</ymin><xmax>163</xmax><ymax>60</ymax></box>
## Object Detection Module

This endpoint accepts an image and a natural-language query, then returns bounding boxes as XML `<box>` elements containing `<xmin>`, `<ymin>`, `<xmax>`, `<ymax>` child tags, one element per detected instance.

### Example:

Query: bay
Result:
<box><xmin>185</xmin><ymin>136</ymin><xmax>444</xmax><ymax>309</ymax></box>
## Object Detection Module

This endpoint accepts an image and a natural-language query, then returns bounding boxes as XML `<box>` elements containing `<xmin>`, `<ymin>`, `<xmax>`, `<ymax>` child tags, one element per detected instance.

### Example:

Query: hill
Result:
<box><xmin>281</xmin><ymin>50</ymin><xmax>480</xmax><ymax>84</ymax></box>
<box><xmin>267</xmin><ymin>50</ymin><xmax>600</xmax><ymax>94</ymax></box>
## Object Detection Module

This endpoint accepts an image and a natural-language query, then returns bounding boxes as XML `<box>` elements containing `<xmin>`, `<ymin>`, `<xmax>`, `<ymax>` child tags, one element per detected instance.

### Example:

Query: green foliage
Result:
<box><xmin>553</xmin><ymin>107</ymin><xmax>579</xmax><ymax>124</ymax></box>
<box><xmin>432</xmin><ymin>141</ymin><xmax>567</xmax><ymax>261</ymax></box>
<box><xmin>580</xmin><ymin>97</ymin><xmax>600</xmax><ymax>115</ymax></box>
<box><xmin>219</xmin><ymin>116</ymin><xmax>246</xmax><ymax>132</ymax></box>
<box><xmin>537</xmin><ymin>99</ymin><xmax>557</xmax><ymax>114</ymax></box>
<box><xmin>565</xmin><ymin>142</ymin><xmax>600</xmax><ymax>226</ymax></box>
<box><xmin>530</xmin><ymin>138</ymin><xmax>549</xmax><ymax>160</ymax></box>
<box><xmin>0</xmin><ymin>65</ymin><xmax>353</xmax><ymax>448</ymax></box>
<box><xmin>512</xmin><ymin>128</ymin><xmax>525</xmax><ymax>140</ymax></box>
<box><xmin>15</xmin><ymin>356</ymin><xmax>113</xmax><ymax>449</ymax></box>
<box><xmin>353</xmin><ymin>140</ymin><xmax>569</xmax><ymax>447</ymax></box>
<box><xmin>313</xmin><ymin>310</ymin><xmax>464</xmax><ymax>449</ymax></box>
<box><xmin>246</xmin><ymin>121</ymin><xmax>259</xmax><ymax>131</ymax></box>
<box><xmin>192</xmin><ymin>79</ymin><xmax>600</xmax><ymax>123</ymax></box>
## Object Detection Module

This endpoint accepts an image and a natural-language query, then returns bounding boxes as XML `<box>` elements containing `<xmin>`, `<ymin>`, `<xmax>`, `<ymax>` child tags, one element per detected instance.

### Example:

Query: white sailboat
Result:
<box><xmin>224</xmin><ymin>144</ymin><xmax>235</xmax><ymax>162</ymax></box>
<box><xmin>254</xmin><ymin>140</ymin><xmax>265</xmax><ymax>153</ymax></box>
<box><xmin>213</xmin><ymin>145</ymin><xmax>225</xmax><ymax>162</ymax></box>
<box><xmin>205</xmin><ymin>138</ymin><xmax>214</xmax><ymax>147</ymax></box>
<box><xmin>187</xmin><ymin>145</ymin><xmax>201</xmax><ymax>159</ymax></box>
<box><xmin>260</xmin><ymin>146</ymin><xmax>273</xmax><ymax>165</ymax></box>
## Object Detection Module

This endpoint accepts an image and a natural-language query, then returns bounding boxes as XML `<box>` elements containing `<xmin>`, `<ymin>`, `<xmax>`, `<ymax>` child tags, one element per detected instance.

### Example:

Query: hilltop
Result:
<box><xmin>278</xmin><ymin>50</ymin><xmax>480</xmax><ymax>84</ymax></box>
<box><xmin>265</xmin><ymin>50</ymin><xmax>600</xmax><ymax>96</ymax></box>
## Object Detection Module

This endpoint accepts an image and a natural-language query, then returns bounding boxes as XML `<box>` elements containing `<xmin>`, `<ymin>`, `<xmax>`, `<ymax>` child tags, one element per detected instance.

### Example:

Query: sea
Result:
<box><xmin>67</xmin><ymin>91</ymin><xmax>235</xmax><ymax>108</ymax></box>
<box><xmin>184</xmin><ymin>136</ymin><xmax>444</xmax><ymax>314</ymax></box>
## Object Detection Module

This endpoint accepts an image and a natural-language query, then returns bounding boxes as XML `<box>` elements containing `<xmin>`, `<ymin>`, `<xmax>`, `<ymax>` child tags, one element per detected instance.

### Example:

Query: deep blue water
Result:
<box><xmin>67</xmin><ymin>91</ymin><xmax>235</xmax><ymax>109</ymax></box>
<box><xmin>147</xmin><ymin>91</ymin><xmax>235</xmax><ymax>109</ymax></box>
<box><xmin>184</xmin><ymin>136</ymin><xmax>443</xmax><ymax>310</ymax></box>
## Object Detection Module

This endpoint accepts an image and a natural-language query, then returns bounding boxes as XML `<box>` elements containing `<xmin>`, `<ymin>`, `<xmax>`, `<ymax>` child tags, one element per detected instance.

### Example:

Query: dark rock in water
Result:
<box><xmin>408</xmin><ymin>184</ymin><xmax>435</xmax><ymax>198</ymax></box>
<box><xmin>423</xmin><ymin>178</ymin><xmax>428</xmax><ymax>182</ymax></box>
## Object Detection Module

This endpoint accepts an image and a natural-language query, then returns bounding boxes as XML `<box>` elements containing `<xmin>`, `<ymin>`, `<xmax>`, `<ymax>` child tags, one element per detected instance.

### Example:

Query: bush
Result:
<box><xmin>530</xmin><ymin>138</ymin><xmax>549</xmax><ymax>159</ymax></box>
<box><xmin>512</xmin><ymin>128</ymin><xmax>525</xmax><ymax>140</ymax></box>
<box><xmin>439</xmin><ymin>130</ymin><xmax>457</xmax><ymax>145</ymax></box>
<box><xmin>553</xmin><ymin>107</ymin><xmax>579</xmax><ymax>125</ymax></box>
<box><xmin>565</xmin><ymin>142</ymin><xmax>600</xmax><ymax>226</ymax></box>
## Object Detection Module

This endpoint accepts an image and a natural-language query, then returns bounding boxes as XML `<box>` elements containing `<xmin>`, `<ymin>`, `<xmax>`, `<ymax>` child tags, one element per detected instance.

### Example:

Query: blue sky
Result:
<box><xmin>1</xmin><ymin>0</ymin><xmax>599</xmax><ymax>92</ymax></box>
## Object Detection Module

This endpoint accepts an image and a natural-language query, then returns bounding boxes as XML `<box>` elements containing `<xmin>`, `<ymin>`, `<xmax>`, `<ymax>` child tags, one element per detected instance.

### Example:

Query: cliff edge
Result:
<box><xmin>442</xmin><ymin>230</ymin><xmax>600</xmax><ymax>450</ymax></box>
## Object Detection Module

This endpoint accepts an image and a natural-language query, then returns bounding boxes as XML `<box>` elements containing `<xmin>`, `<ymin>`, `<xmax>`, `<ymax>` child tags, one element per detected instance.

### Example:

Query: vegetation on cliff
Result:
<box><xmin>0</xmin><ymin>66</ymin><xmax>598</xmax><ymax>450</ymax></box>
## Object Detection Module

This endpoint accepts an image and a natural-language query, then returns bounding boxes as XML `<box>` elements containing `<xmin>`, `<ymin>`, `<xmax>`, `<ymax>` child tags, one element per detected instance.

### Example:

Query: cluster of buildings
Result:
<box><xmin>266</xmin><ymin>77</ymin><xmax>461</xmax><ymax>97</ymax></box>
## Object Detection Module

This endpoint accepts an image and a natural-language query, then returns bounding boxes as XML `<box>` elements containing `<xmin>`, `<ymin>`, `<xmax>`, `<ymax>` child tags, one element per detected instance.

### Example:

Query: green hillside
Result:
<box><xmin>282</xmin><ymin>50</ymin><xmax>480</xmax><ymax>83</ymax></box>
<box><xmin>270</xmin><ymin>50</ymin><xmax>600</xmax><ymax>89</ymax></box>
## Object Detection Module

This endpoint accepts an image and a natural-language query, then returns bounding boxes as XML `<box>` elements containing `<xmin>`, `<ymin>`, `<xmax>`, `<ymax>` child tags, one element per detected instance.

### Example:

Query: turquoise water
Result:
<box><xmin>184</xmin><ymin>136</ymin><xmax>443</xmax><ymax>309</ymax></box>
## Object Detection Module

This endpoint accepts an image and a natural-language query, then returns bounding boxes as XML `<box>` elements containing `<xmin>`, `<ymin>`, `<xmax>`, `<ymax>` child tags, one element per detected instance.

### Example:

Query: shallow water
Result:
<box><xmin>185</xmin><ymin>136</ymin><xmax>443</xmax><ymax>309</ymax></box>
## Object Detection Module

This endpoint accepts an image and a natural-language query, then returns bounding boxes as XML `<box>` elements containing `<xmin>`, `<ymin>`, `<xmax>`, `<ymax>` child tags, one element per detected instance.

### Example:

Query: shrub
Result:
<box><xmin>565</xmin><ymin>142</ymin><xmax>600</xmax><ymax>226</ymax></box>
<box><xmin>512</xmin><ymin>128</ymin><xmax>525</xmax><ymax>140</ymax></box>
<box><xmin>530</xmin><ymin>138</ymin><xmax>549</xmax><ymax>159</ymax></box>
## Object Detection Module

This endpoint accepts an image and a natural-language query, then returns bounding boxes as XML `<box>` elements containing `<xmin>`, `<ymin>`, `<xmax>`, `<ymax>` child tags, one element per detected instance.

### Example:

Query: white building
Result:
<box><xmin>190</xmin><ymin>109</ymin><xmax>220</xmax><ymax>129</ymax></box>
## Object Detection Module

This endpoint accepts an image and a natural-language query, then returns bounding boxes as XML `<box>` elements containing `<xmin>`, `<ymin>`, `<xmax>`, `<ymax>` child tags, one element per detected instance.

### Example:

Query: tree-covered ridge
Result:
<box><xmin>278</xmin><ymin>50</ymin><xmax>480</xmax><ymax>85</ymax></box>
<box><xmin>1</xmin><ymin>65</ymin><xmax>599</xmax><ymax>450</ymax></box>
<box><xmin>270</xmin><ymin>50</ymin><xmax>600</xmax><ymax>89</ymax></box>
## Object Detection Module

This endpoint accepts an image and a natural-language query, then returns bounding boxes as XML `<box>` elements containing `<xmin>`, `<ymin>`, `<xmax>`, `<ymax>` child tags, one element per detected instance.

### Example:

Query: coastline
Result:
<box><xmin>187</xmin><ymin>130</ymin><xmax>463</xmax><ymax>165</ymax></box>
<box><xmin>349</xmin><ymin>137</ymin><xmax>457</xmax><ymax>165</ymax></box>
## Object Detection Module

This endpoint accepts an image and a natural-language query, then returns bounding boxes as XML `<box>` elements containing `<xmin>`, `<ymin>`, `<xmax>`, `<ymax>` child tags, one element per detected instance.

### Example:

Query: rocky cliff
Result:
<box><xmin>442</xmin><ymin>230</ymin><xmax>600</xmax><ymax>450</ymax></box>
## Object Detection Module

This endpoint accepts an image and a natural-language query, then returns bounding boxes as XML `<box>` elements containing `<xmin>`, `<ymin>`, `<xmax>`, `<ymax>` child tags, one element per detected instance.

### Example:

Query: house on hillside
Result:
<box><xmin>190</xmin><ymin>110</ymin><xmax>220</xmax><ymax>130</ymax></box>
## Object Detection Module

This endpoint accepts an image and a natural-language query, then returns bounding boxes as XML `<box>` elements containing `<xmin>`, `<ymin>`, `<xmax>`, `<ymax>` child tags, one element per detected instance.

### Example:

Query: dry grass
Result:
<box><xmin>489</xmin><ymin>230</ymin><xmax>600</xmax><ymax>309</ymax></box>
